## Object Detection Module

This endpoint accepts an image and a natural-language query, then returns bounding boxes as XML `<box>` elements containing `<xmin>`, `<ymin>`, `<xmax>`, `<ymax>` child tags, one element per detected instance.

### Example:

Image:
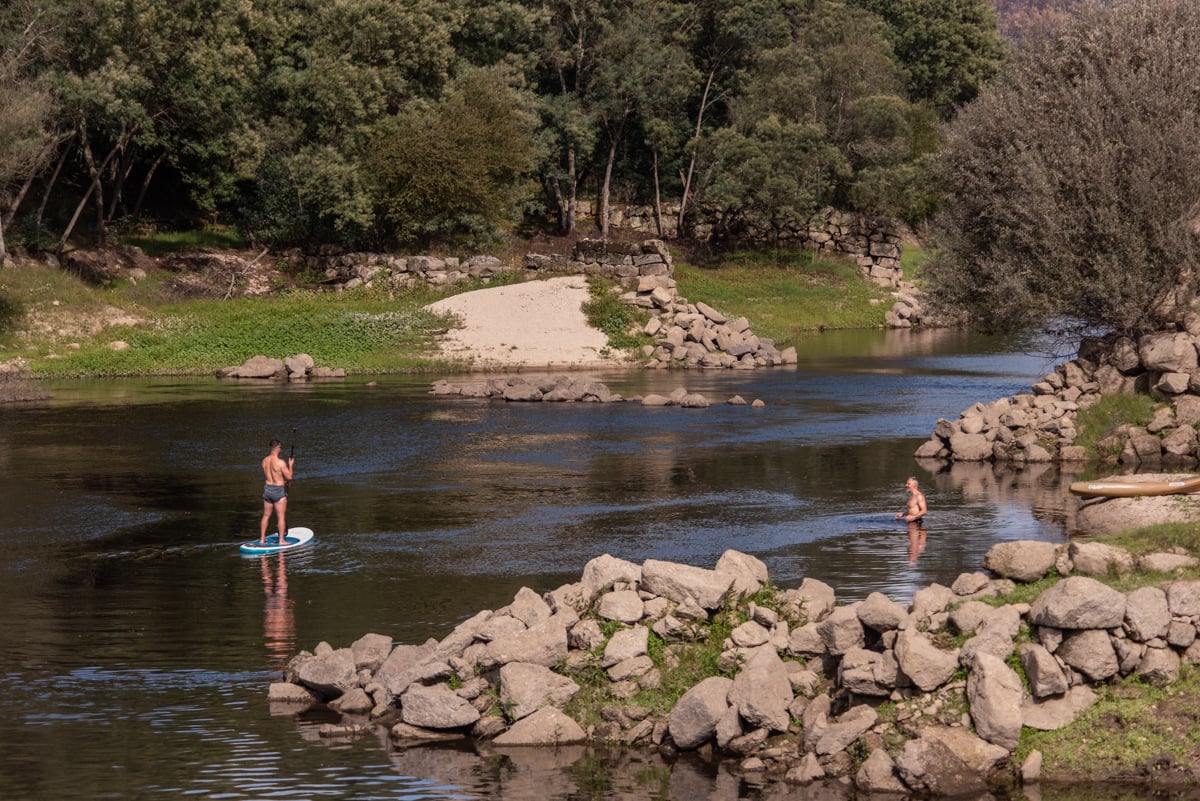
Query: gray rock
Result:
<box><xmin>949</xmin><ymin>601</ymin><xmax>993</xmax><ymax>634</ymax></box>
<box><xmin>667</xmin><ymin>676</ymin><xmax>734</xmax><ymax>750</ymax></box>
<box><xmin>1137</xmin><ymin>645</ymin><xmax>1181</xmax><ymax>686</ymax></box>
<box><xmin>492</xmin><ymin>707</ymin><xmax>587</xmax><ymax>745</ymax></box>
<box><xmin>641</xmin><ymin>559</ymin><xmax>734</xmax><ymax>610</ymax></box>
<box><xmin>1068</xmin><ymin>541</ymin><xmax>1134</xmax><ymax>577</ymax></box>
<box><xmin>478</xmin><ymin>616</ymin><xmax>569</xmax><ymax>669</ymax></box>
<box><xmin>728</xmin><ymin>647</ymin><xmax>792</xmax><ymax>732</ymax></box>
<box><xmin>959</xmin><ymin>604</ymin><xmax>1021</xmax><ymax>668</ymax></box>
<box><xmin>730</xmin><ymin>620</ymin><xmax>770</xmax><ymax>648</ymax></box>
<box><xmin>909</xmin><ymin>583</ymin><xmax>955</xmax><ymax>624</ymax></box>
<box><xmin>602</xmin><ymin>626</ymin><xmax>649</xmax><ymax>668</ymax></box>
<box><xmin>895</xmin><ymin>629</ymin><xmax>958</xmax><ymax>692</ymax></box>
<box><xmin>894</xmin><ymin>726</ymin><xmax>1009</xmax><ymax>797</ymax></box>
<box><xmin>817</xmin><ymin>605</ymin><xmax>865</xmax><ymax>655</ymax></box>
<box><xmin>400</xmin><ymin>684</ymin><xmax>480</xmax><ymax>729</ymax></box>
<box><xmin>598</xmin><ymin>590</ymin><xmax>644</xmax><ymax>624</ymax></box>
<box><xmin>499</xmin><ymin>662</ymin><xmax>580</xmax><ymax>721</ymax></box>
<box><xmin>715</xmin><ymin>550</ymin><xmax>769</xmax><ymax>599</ymax></box>
<box><xmin>330</xmin><ymin>686</ymin><xmax>374</xmax><ymax>714</ymax></box>
<box><xmin>791</xmin><ymin>578</ymin><xmax>836</xmax><ymax>622</ymax></box>
<box><xmin>1018</xmin><ymin>642</ymin><xmax>1069</xmax><ymax>698</ymax></box>
<box><xmin>607</xmin><ymin>655</ymin><xmax>654</xmax><ymax>681</ymax></box>
<box><xmin>375</xmin><ymin>641</ymin><xmax>444</xmax><ymax>695</ymax></box>
<box><xmin>815</xmin><ymin>704</ymin><xmax>878</xmax><ymax>755</ymax></box>
<box><xmin>1055</xmin><ymin>629</ymin><xmax>1119</xmax><ymax>681</ymax></box>
<box><xmin>1124</xmin><ymin>586</ymin><xmax>1171</xmax><ymax>642</ymax></box>
<box><xmin>295</xmin><ymin>646</ymin><xmax>357</xmax><ymax>698</ymax></box>
<box><xmin>838</xmin><ymin>647</ymin><xmax>894</xmax><ymax>697</ymax></box>
<box><xmin>390</xmin><ymin>722</ymin><xmax>467</xmax><ymax>742</ymax></box>
<box><xmin>983</xmin><ymin>540</ymin><xmax>1058</xmax><ymax>582</ymax></box>
<box><xmin>949</xmin><ymin>432</ymin><xmax>992</xmax><ymax>461</ymax></box>
<box><xmin>1139</xmin><ymin>552</ymin><xmax>1200</xmax><ymax>573</ymax></box>
<box><xmin>231</xmin><ymin>354</ymin><xmax>284</xmax><ymax>378</ymax></box>
<box><xmin>1166</xmin><ymin>580</ymin><xmax>1200</xmax><ymax>616</ymax></box>
<box><xmin>787</xmin><ymin>753</ymin><xmax>826</xmax><ymax>785</ymax></box>
<box><xmin>351</xmin><ymin>632</ymin><xmax>394</xmax><ymax>671</ymax></box>
<box><xmin>1021</xmin><ymin>685</ymin><xmax>1098</xmax><ymax>731</ymax></box>
<box><xmin>786</xmin><ymin>622</ymin><xmax>827</xmax><ymax>656</ymax></box>
<box><xmin>967</xmin><ymin>653</ymin><xmax>1024</xmax><ymax>751</ymax></box>
<box><xmin>1030</xmin><ymin>576</ymin><xmax>1127</xmax><ymax>629</ymax></box>
<box><xmin>857</xmin><ymin>592</ymin><xmax>908</xmax><ymax>632</ymax></box>
<box><xmin>579</xmin><ymin>554</ymin><xmax>643</xmax><ymax>603</ymax></box>
<box><xmin>509</xmin><ymin>586</ymin><xmax>553</xmax><ymax>626</ymax></box>
<box><xmin>1138</xmin><ymin>332</ymin><xmax>1198</xmax><ymax>372</ymax></box>
<box><xmin>951</xmin><ymin>572</ymin><xmax>991</xmax><ymax>596</ymax></box>
<box><xmin>567</xmin><ymin>619</ymin><xmax>605</xmax><ymax>651</ymax></box>
<box><xmin>268</xmin><ymin>682</ymin><xmax>319</xmax><ymax>704</ymax></box>
<box><xmin>855</xmin><ymin>748</ymin><xmax>908</xmax><ymax>794</ymax></box>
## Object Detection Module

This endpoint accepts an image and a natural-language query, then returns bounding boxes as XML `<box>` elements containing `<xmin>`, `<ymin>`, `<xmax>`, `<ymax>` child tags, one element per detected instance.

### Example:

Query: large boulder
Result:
<box><xmin>498</xmin><ymin>662</ymin><xmax>581</xmax><ymax>721</ymax></box>
<box><xmin>1138</xmin><ymin>332</ymin><xmax>1198</xmax><ymax>372</ymax></box>
<box><xmin>817</xmin><ymin>605</ymin><xmax>865</xmax><ymax>655</ymax></box>
<box><xmin>1076</xmin><ymin>492</ymin><xmax>1200</xmax><ymax>536</ymax></box>
<box><xmin>894</xmin><ymin>726</ymin><xmax>1009</xmax><ymax>797</ymax></box>
<box><xmin>1067</xmin><ymin>541</ymin><xmax>1135</xmax><ymax>577</ymax></box>
<box><xmin>895</xmin><ymin>629</ymin><xmax>958</xmax><ymax>692</ymax></box>
<box><xmin>641</xmin><ymin>559</ymin><xmax>734</xmax><ymax>610</ymax></box>
<box><xmin>400</xmin><ymin>684</ymin><xmax>481</xmax><ymax>729</ymax></box>
<box><xmin>667</xmin><ymin>676</ymin><xmax>733</xmax><ymax>749</ymax></box>
<box><xmin>492</xmin><ymin>707</ymin><xmax>587</xmax><ymax>746</ymax></box>
<box><xmin>1055</xmin><ymin>629</ymin><xmax>1119</xmax><ymax>681</ymax></box>
<box><xmin>715</xmin><ymin>550</ymin><xmax>769</xmax><ymax>599</ymax></box>
<box><xmin>728</xmin><ymin>647</ymin><xmax>792</xmax><ymax>732</ymax></box>
<box><xmin>1124</xmin><ymin>586</ymin><xmax>1171</xmax><ymax>642</ymax></box>
<box><xmin>983</xmin><ymin>540</ymin><xmax>1058</xmax><ymax>582</ymax></box>
<box><xmin>1021</xmin><ymin>685</ymin><xmax>1098</xmax><ymax>731</ymax></box>
<box><xmin>1030</xmin><ymin>576</ymin><xmax>1127</xmax><ymax>630</ymax></box>
<box><xmin>294</xmin><ymin>645</ymin><xmax>357</xmax><ymax>698</ymax></box>
<box><xmin>967</xmin><ymin>653</ymin><xmax>1024</xmax><ymax>751</ymax></box>
<box><xmin>478</xmin><ymin>617</ymin><xmax>570</xmax><ymax>669</ymax></box>
<box><xmin>579</xmin><ymin>554</ymin><xmax>642</xmax><ymax>602</ymax></box>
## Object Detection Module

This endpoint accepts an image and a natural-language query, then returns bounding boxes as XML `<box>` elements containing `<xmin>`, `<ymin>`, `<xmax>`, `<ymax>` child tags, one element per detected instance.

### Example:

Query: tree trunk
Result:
<box><xmin>36</xmin><ymin>142</ymin><xmax>70</xmax><ymax>249</ymax></box>
<box><xmin>599</xmin><ymin>111</ymin><xmax>628</xmax><ymax>240</ymax></box>
<box><xmin>678</xmin><ymin>65</ymin><xmax>719</xmax><ymax>237</ymax></box>
<box><xmin>131</xmin><ymin>151</ymin><xmax>167</xmax><ymax>220</ymax></box>
<box><xmin>565</xmin><ymin>145</ymin><xmax>577</xmax><ymax>236</ymax></box>
<box><xmin>106</xmin><ymin>144</ymin><xmax>137</xmax><ymax>224</ymax></box>
<box><xmin>3</xmin><ymin>137</ymin><xmax>58</xmax><ymax>229</ymax></box>
<box><xmin>652</xmin><ymin>149</ymin><xmax>664</xmax><ymax>238</ymax></box>
<box><xmin>0</xmin><ymin>211</ymin><xmax>7</xmax><ymax>262</ymax></box>
<box><xmin>57</xmin><ymin>139</ymin><xmax>121</xmax><ymax>256</ymax></box>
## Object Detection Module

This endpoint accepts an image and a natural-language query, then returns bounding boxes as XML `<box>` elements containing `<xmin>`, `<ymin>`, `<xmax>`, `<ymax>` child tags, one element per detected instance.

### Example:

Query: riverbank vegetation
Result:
<box><xmin>0</xmin><ymin>239</ymin><xmax>898</xmax><ymax>376</ymax></box>
<box><xmin>0</xmin><ymin>0</ymin><xmax>1003</xmax><ymax>261</ymax></box>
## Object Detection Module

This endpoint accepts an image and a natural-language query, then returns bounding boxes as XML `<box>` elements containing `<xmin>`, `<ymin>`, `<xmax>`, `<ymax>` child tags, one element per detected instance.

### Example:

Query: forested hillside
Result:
<box><xmin>0</xmin><ymin>0</ymin><xmax>1004</xmax><ymax>259</ymax></box>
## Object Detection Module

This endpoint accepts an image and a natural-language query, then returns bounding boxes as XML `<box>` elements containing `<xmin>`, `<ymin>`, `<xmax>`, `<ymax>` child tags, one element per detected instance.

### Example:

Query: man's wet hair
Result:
<box><xmin>269</xmin><ymin>438</ymin><xmax>281</xmax><ymax>449</ymax></box>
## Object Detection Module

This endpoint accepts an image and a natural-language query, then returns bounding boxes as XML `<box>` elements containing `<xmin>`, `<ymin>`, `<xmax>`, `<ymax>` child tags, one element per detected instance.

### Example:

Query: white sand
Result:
<box><xmin>425</xmin><ymin>276</ymin><xmax>626</xmax><ymax>368</ymax></box>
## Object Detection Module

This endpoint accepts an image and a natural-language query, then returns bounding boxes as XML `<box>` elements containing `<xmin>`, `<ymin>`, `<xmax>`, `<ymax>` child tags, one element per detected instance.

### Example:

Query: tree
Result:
<box><xmin>927</xmin><ymin>0</ymin><xmax>1200</xmax><ymax>337</ymax></box>
<box><xmin>367</xmin><ymin>68</ymin><xmax>537</xmax><ymax>247</ymax></box>
<box><xmin>0</xmin><ymin>0</ymin><xmax>57</xmax><ymax>260</ymax></box>
<box><xmin>847</xmin><ymin>0</ymin><xmax>1005</xmax><ymax>116</ymax></box>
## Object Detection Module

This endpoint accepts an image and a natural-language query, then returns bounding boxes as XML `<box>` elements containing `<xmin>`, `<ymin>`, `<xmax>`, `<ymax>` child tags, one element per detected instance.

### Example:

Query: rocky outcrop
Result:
<box><xmin>217</xmin><ymin>352</ymin><xmax>345</xmax><ymax>380</ymax></box>
<box><xmin>268</xmin><ymin>541</ymin><xmax>1200</xmax><ymax>795</ymax></box>
<box><xmin>430</xmin><ymin>375</ymin><xmax>767</xmax><ymax>409</ymax></box>
<box><xmin>916</xmin><ymin>328</ymin><xmax>1200</xmax><ymax>464</ymax></box>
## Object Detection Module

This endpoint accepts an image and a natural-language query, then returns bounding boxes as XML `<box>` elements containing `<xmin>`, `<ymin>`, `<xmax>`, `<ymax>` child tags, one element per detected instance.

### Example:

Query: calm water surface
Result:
<box><xmin>0</xmin><ymin>328</ymin><xmax>1102</xmax><ymax>800</ymax></box>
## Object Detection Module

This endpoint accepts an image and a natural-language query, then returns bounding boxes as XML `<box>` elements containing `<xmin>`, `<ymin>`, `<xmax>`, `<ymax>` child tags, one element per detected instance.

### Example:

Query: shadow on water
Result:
<box><xmin>0</xmin><ymin>328</ymin><xmax>1107</xmax><ymax>801</ymax></box>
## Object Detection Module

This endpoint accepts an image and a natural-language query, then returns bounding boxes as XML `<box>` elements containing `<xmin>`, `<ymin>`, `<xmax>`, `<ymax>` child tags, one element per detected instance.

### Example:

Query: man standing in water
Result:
<box><xmin>896</xmin><ymin>476</ymin><xmax>927</xmax><ymax>524</ymax></box>
<box><xmin>261</xmin><ymin>438</ymin><xmax>295</xmax><ymax>544</ymax></box>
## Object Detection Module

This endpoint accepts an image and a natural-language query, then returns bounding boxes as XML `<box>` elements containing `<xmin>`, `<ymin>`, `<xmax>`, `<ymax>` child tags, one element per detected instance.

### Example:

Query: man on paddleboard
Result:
<box><xmin>260</xmin><ymin>438</ymin><xmax>295</xmax><ymax>545</ymax></box>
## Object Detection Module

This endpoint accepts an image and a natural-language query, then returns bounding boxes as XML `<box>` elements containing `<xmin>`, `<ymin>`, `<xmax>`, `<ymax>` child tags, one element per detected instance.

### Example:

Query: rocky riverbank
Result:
<box><xmin>268</xmin><ymin>542</ymin><xmax>1200</xmax><ymax>796</ymax></box>
<box><xmin>916</xmin><ymin>329</ymin><xmax>1200</xmax><ymax>466</ymax></box>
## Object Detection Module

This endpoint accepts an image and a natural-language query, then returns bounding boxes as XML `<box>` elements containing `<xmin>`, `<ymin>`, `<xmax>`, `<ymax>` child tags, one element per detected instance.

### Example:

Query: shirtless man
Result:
<box><xmin>895</xmin><ymin>476</ymin><xmax>927</xmax><ymax>523</ymax></box>
<box><xmin>260</xmin><ymin>438</ymin><xmax>295</xmax><ymax>544</ymax></box>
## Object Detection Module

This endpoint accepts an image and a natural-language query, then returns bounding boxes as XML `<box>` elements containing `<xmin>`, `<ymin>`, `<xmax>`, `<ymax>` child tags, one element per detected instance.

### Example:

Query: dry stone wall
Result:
<box><xmin>266</xmin><ymin>541</ymin><xmax>1200</xmax><ymax>795</ymax></box>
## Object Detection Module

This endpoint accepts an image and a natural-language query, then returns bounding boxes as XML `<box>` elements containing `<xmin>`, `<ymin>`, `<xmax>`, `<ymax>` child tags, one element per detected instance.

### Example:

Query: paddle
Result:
<box><xmin>286</xmin><ymin>427</ymin><xmax>296</xmax><ymax>487</ymax></box>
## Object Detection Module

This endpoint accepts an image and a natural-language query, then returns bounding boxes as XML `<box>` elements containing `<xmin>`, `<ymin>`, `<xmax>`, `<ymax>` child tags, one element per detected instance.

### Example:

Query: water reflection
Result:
<box><xmin>261</xmin><ymin>553</ymin><xmax>296</xmax><ymax>668</ymax></box>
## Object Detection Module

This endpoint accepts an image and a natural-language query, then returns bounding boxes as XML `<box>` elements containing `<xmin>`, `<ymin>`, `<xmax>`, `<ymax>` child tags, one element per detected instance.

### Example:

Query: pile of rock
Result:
<box><xmin>430</xmin><ymin>376</ymin><xmax>766</xmax><ymax>409</ymax></box>
<box><xmin>914</xmin><ymin>330</ymin><xmax>1200</xmax><ymax>465</ymax></box>
<box><xmin>217</xmin><ymin>353</ymin><xmax>345</xmax><ymax>380</ymax></box>
<box><xmin>285</xmin><ymin>250</ymin><xmax>513</xmax><ymax>290</ymax></box>
<box><xmin>267</xmin><ymin>541</ymin><xmax>1200</xmax><ymax>794</ymax></box>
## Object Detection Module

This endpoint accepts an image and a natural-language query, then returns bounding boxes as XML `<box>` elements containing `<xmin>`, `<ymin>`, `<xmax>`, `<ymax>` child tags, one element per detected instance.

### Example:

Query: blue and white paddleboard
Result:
<box><xmin>240</xmin><ymin>527</ymin><xmax>314</xmax><ymax>554</ymax></box>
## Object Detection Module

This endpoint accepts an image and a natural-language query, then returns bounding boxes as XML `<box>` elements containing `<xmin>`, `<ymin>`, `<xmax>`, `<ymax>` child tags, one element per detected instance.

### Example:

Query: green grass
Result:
<box><xmin>1017</xmin><ymin>668</ymin><xmax>1200</xmax><ymax>776</ymax></box>
<box><xmin>0</xmin><ymin>261</ymin><xmax>458</xmax><ymax>376</ymax></box>
<box><xmin>674</xmin><ymin>249</ymin><xmax>891</xmax><ymax>345</ymax></box>
<box><xmin>1073</xmin><ymin>393</ymin><xmax>1159</xmax><ymax>456</ymax></box>
<box><xmin>581</xmin><ymin>276</ymin><xmax>651</xmax><ymax>354</ymax></box>
<box><xmin>120</xmin><ymin>227</ymin><xmax>248</xmax><ymax>257</ymax></box>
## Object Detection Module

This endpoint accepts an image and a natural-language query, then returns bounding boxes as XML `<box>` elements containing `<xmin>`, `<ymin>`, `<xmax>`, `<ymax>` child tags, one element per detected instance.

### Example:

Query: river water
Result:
<box><xmin>0</xmin><ymin>328</ymin><xmax>1094</xmax><ymax>800</ymax></box>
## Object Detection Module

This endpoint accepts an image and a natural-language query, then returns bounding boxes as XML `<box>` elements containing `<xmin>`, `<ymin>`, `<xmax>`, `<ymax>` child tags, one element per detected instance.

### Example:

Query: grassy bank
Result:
<box><xmin>0</xmin><ymin>241</ymin><xmax>902</xmax><ymax>377</ymax></box>
<box><xmin>673</xmin><ymin>249</ymin><xmax>893</xmax><ymax>344</ymax></box>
